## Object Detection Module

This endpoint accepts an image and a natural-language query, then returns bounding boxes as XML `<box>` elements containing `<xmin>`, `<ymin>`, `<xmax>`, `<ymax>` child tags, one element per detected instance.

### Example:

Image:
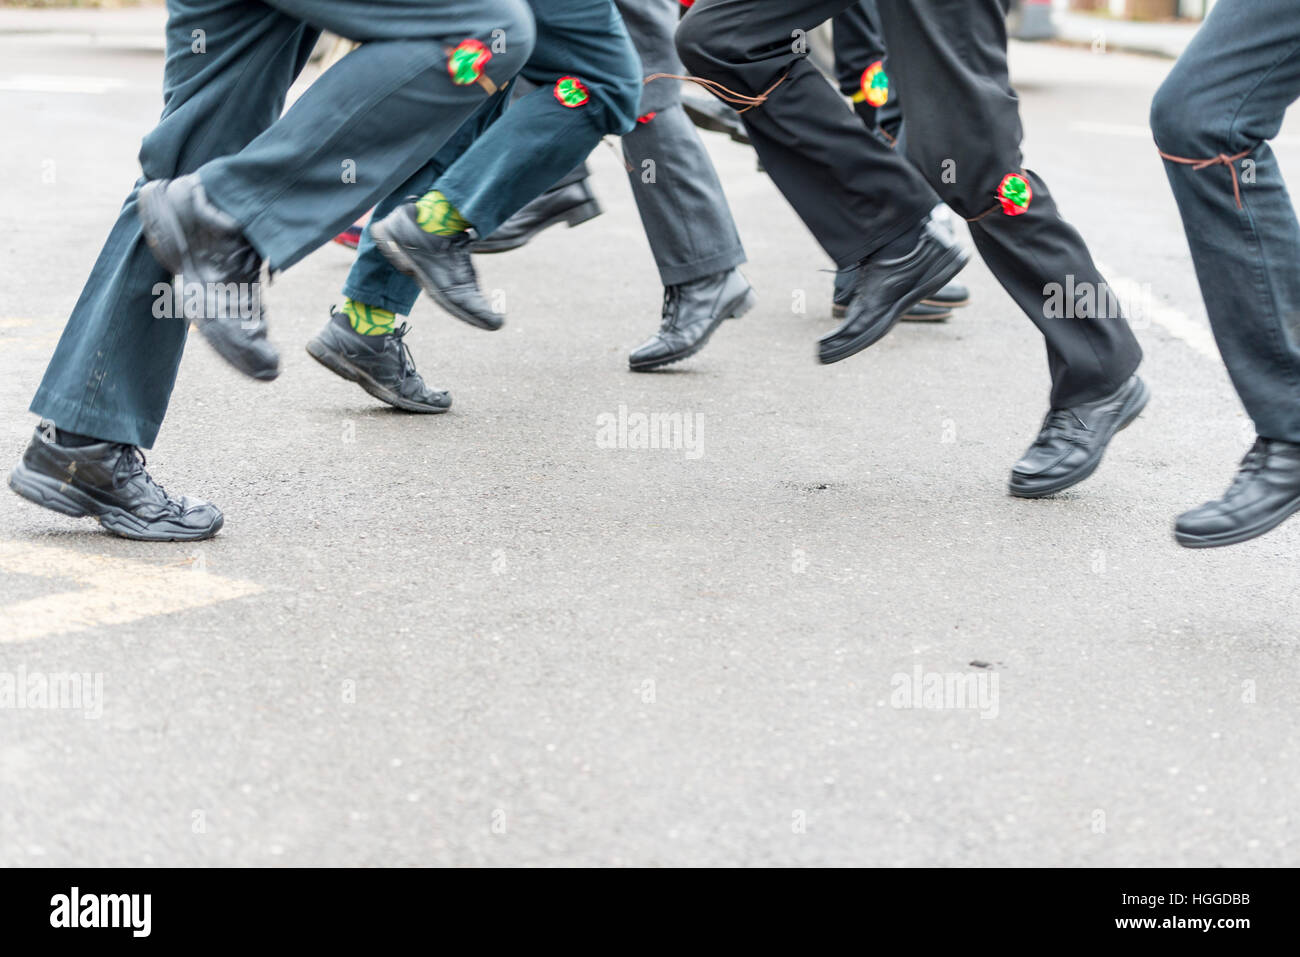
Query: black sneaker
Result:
<box><xmin>307</xmin><ymin>309</ymin><xmax>451</xmax><ymax>414</ymax></box>
<box><xmin>370</xmin><ymin>204</ymin><xmax>502</xmax><ymax>331</ymax></box>
<box><xmin>9</xmin><ymin>427</ymin><xmax>223</xmax><ymax>541</ymax></box>
<box><xmin>137</xmin><ymin>173</ymin><xmax>279</xmax><ymax>380</ymax></box>
<box><xmin>472</xmin><ymin>179</ymin><xmax>602</xmax><ymax>254</ymax></box>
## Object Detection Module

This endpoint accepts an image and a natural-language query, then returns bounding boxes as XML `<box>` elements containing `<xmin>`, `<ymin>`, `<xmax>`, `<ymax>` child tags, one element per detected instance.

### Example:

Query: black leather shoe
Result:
<box><xmin>8</xmin><ymin>427</ymin><xmax>223</xmax><ymax>541</ymax></box>
<box><xmin>629</xmin><ymin>268</ymin><xmax>756</xmax><ymax>371</ymax></box>
<box><xmin>370</xmin><ymin>205</ymin><xmax>502</xmax><ymax>331</ymax></box>
<box><xmin>472</xmin><ymin>180</ymin><xmax>601</xmax><ymax>254</ymax></box>
<box><xmin>307</xmin><ymin>309</ymin><xmax>451</xmax><ymax>414</ymax></box>
<box><xmin>681</xmin><ymin>88</ymin><xmax>751</xmax><ymax>145</ymax></box>
<box><xmin>1008</xmin><ymin>376</ymin><xmax>1149</xmax><ymax>498</ymax></box>
<box><xmin>137</xmin><ymin>174</ymin><xmax>279</xmax><ymax>380</ymax></box>
<box><xmin>833</xmin><ymin>274</ymin><xmax>966</xmax><ymax>322</ymax></box>
<box><xmin>819</xmin><ymin>217</ymin><xmax>968</xmax><ymax>364</ymax></box>
<box><xmin>1175</xmin><ymin>438</ymin><xmax>1300</xmax><ymax>548</ymax></box>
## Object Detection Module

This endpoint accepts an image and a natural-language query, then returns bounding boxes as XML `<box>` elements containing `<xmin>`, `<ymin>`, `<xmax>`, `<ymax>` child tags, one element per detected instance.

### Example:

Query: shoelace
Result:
<box><xmin>449</xmin><ymin>236</ymin><xmax>480</xmax><ymax>287</ymax></box>
<box><xmin>112</xmin><ymin>446</ymin><xmax>175</xmax><ymax>504</ymax></box>
<box><xmin>659</xmin><ymin>285</ymin><xmax>682</xmax><ymax>332</ymax></box>
<box><xmin>390</xmin><ymin>322</ymin><xmax>419</xmax><ymax>378</ymax></box>
<box><xmin>1225</xmin><ymin>439</ymin><xmax>1269</xmax><ymax>497</ymax></box>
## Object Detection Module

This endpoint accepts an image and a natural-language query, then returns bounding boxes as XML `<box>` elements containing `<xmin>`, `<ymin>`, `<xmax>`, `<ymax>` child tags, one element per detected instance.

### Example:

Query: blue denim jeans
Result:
<box><xmin>1152</xmin><ymin>0</ymin><xmax>1300</xmax><ymax>442</ymax></box>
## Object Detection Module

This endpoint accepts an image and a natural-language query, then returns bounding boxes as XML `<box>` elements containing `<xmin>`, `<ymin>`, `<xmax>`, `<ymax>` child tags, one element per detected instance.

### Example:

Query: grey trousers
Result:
<box><xmin>567</xmin><ymin>0</ymin><xmax>746</xmax><ymax>286</ymax></box>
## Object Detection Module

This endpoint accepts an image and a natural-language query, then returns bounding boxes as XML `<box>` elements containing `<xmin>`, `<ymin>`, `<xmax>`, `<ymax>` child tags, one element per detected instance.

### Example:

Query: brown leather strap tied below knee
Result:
<box><xmin>643</xmin><ymin>69</ymin><xmax>791</xmax><ymax>114</ymax></box>
<box><xmin>1157</xmin><ymin>147</ymin><xmax>1254</xmax><ymax>210</ymax></box>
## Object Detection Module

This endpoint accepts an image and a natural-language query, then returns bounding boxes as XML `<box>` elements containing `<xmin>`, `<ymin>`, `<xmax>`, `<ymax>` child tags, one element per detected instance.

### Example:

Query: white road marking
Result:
<box><xmin>0</xmin><ymin>74</ymin><xmax>126</xmax><ymax>95</ymax></box>
<box><xmin>0</xmin><ymin>542</ymin><xmax>264</xmax><ymax>644</ymax></box>
<box><xmin>1096</xmin><ymin>259</ymin><xmax>1219</xmax><ymax>362</ymax></box>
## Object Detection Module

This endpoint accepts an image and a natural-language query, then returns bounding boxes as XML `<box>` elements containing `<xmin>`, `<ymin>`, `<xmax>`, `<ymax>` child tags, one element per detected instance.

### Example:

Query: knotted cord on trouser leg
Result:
<box><xmin>1157</xmin><ymin>147</ymin><xmax>1255</xmax><ymax>210</ymax></box>
<box><xmin>643</xmin><ymin>69</ymin><xmax>792</xmax><ymax>114</ymax></box>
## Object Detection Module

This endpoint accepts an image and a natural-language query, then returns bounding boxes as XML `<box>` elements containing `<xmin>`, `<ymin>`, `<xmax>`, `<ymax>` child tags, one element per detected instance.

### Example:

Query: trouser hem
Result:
<box><xmin>658</xmin><ymin>247</ymin><xmax>747</xmax><ymax>287</ymax></box>
<box><xmin>29</xmin><ymin>389</ymin><xmax>162</xmax><ymax>449</ymax></box>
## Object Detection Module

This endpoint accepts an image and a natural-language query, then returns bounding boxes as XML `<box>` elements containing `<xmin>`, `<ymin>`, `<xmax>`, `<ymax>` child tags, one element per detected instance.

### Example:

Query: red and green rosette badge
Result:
<box><xmin>554</xmin><ymin>76</ymin><xmax>591</xmax><ymax>108</ymax></box>
<box><xmin>448</xmin><ymin>38</ymin><xmax>491</xmax><ymax>86</ymax></box>
<box><xmin>855</xmin><ymin>60</ymin><xmax>890</xmax><ymax>108</ymax></box>
<box><xmin>997</xmin><ymin>173</ymin><xmax>1032</xmax><ymax>216</ymax></box>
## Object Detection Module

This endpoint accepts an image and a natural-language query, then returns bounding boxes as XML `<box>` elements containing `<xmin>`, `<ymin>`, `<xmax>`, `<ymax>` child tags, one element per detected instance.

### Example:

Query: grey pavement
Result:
<box><xmin>0</xmin><ymin>3</ymin><xmax>165</xmax><ymax>53</ymax></box>
<box><xmin>0</xmin><ymin>34</ymin><xmax>1296</xmax><ymax>867</ymax></box>
<box><xmin>1053</xmin><ymin>10</ymin><xmax>1202</xmax><ymax>59</ymax></box>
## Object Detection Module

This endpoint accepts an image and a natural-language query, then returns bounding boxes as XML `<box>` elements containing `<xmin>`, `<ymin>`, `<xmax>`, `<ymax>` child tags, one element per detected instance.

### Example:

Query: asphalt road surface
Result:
<box><xmin>1</xmin><ymin>33</ymin><xmax>1297</xmax><ymax>867</ymax></box>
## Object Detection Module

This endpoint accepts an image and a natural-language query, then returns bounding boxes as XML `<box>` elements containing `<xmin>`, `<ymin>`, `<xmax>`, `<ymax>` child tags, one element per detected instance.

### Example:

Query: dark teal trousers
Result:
<box><xmin>342</xmin><ymin>0</ymin><xmax>642</xmax><ymax>315</ymax></box>
<box><xmin>31</xmin><ymin>0</ymin><xmax>536</xmax><ymax>448</ymax></box>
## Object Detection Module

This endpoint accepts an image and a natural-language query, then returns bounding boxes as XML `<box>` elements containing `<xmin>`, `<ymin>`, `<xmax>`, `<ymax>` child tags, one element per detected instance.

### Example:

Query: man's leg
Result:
<box><xmin>621</xmin><ymin>0</ymin><xmax>746</xmax><ymax>290</ymax></box>
<box><xmin>828</xmin><ymin>0</ymin><xmax>966</xmax><ymax>323</ymax></box>
<box><xmin>12</xmin><ymin>1</ymin><xmax>321</xmax><ymax>541</ymax></box>
<box><xmin>423</xmin><ymin>0</ymin><xmax>640</xmax><ymax>238</ymax></box>
<box><xmin>620</xmin><ymin>0</ymin><xmax>753</xmax><ymax>371</ymax></box>
<box><xmin>470</xmin><ymin>77</ymin><xmax>603</xmax><ymax>256</ymax></box>
<box><xmin>1149</xmin><ymin>0</ymin><xmax>1300</xmax><ymax>547</ymax></box>
<box><xmin>832</xmin><ymin>1</ymin><xmax>899</xmax><ymax>136</ymax></box>
<box><xmin>677</xmin><ymin>0</ymin><xmax>935</xmax><ymax>271</ymax></box>
<box><xmin>872</xmin><ymin>0</ymin><xmax>1146</xmax><ymax>497</ymax></box>
<box><xmin>368</xmin><ymin>0</ymin><xmax>642</xmax><ymax>330</ymax></box>
<box><xmin>622</xmin><ymin>107</ymin><xmax>746</xmax><ymax>286</ymax></box>
<box><xmin>676</xmin><ymin>0</ymin><xmax>967</xmax><ymax>367</ymax></box>
<box><xmin>135</xmin><ymin>0</ymin><xmax>536</xmax><ymax>380</ymax></box>
<box><xmin>305</xmin><ymin>95</ymin><xmax>510</xmax><ymax>415</ymax></box>
<box><xmin>877</xmin><ymin>0</ymin><xmax>1140</xmax><ymax>408</ymax></box>
<box><xmin>29</xmin><ymin>1</ymin><xmax>317</xmax><ymax>450</ymax></box>
<box><xmin>196</xmin><ymin>0</ymin><xmax>537</xmax><ymax>272</ymax></box>
<box><xmin>14</xmin><ymin>0</ymin><xmax>534</xmax><ymax>540</ymax></box>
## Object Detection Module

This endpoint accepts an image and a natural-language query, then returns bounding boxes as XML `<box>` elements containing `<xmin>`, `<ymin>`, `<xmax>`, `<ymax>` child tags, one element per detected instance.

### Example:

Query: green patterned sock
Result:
<box><xmin>342</xmin><ymin>298</ymin><xmax>396</xmax><ymax>336</ymax></box>
<box><xmin>414</xmin><ymin>190</ymin><xmax>471</xmax><ymax>236</ymax></box>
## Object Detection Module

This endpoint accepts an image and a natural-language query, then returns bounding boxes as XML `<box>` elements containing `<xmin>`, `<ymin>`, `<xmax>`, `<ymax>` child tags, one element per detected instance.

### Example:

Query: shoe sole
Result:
<box><xmin>137</xmin><ymin>181</ymin><xmax>280</xmax><ymax>381</ymax></box>
<box><xmin>902</xmin><ymin>308</ymin><xmax>952</xmax><ymax>323</ymax></box>
<box><xmin>8</xmin><ymin>463</ymin><xmax>223</xmax><ymax>542</ymax></box>
<box><xmin>1008</xmin><ymin>378</ymin><xmax>1150</xmax><ymax>499</ymax></box>
<box><xmin>819</xmin><ymin>245</ymin><xmax>968</xmax><ymax>364</ymax></box>
<box><xmin>832</xmin><ymin>304</ymin><xmax>951</xmax><ymax>322</ymax></box>
<box><xmin>1174</xmin><ymin>494</ymin><xmax>1300</xmax><ymax>549</ymax></box>
<box><xmin>306</xmin><ymin>337</ymin><xmax>451</xmax><ymax>414</ymax></box>
<box><xmin>628</xmin><ymin>287</ymin><xmax>758</xmax><ymax>372</ymax></box>
<box><xmin>471</xmin><ymin>200</ymin><xmax>602</xmax><ymax>254</ymax></box>
<box><xmin>369</xmin><ymin>219</ymin><xmax>502</xmax><ymax>331</ymax></box>
<box><xmin>923</xmin><ymin>294</ymin><xmax>970</xmax><ymax>309</ymax></box>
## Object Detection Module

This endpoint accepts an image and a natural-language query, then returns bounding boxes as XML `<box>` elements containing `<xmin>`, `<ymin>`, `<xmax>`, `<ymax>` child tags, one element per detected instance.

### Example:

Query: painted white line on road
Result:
<box><xmin>1070</xmin><ymin>120</ymin><xmax>1300</xmax><ymax>150</ymax></box>
<box><xmin>0</xmin><ymin>74</ymin><xmax>126</xmax><ymax>95</ymax></box>
<box><xmin>1096</xmin><ymin>259</ymin><xmax>1219</xmax><ymax>362</ymax></box>
<box><xmin>0</xmin><ymin>541</ymin><xmax>263</xmax><ymax>644</ymax></box>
